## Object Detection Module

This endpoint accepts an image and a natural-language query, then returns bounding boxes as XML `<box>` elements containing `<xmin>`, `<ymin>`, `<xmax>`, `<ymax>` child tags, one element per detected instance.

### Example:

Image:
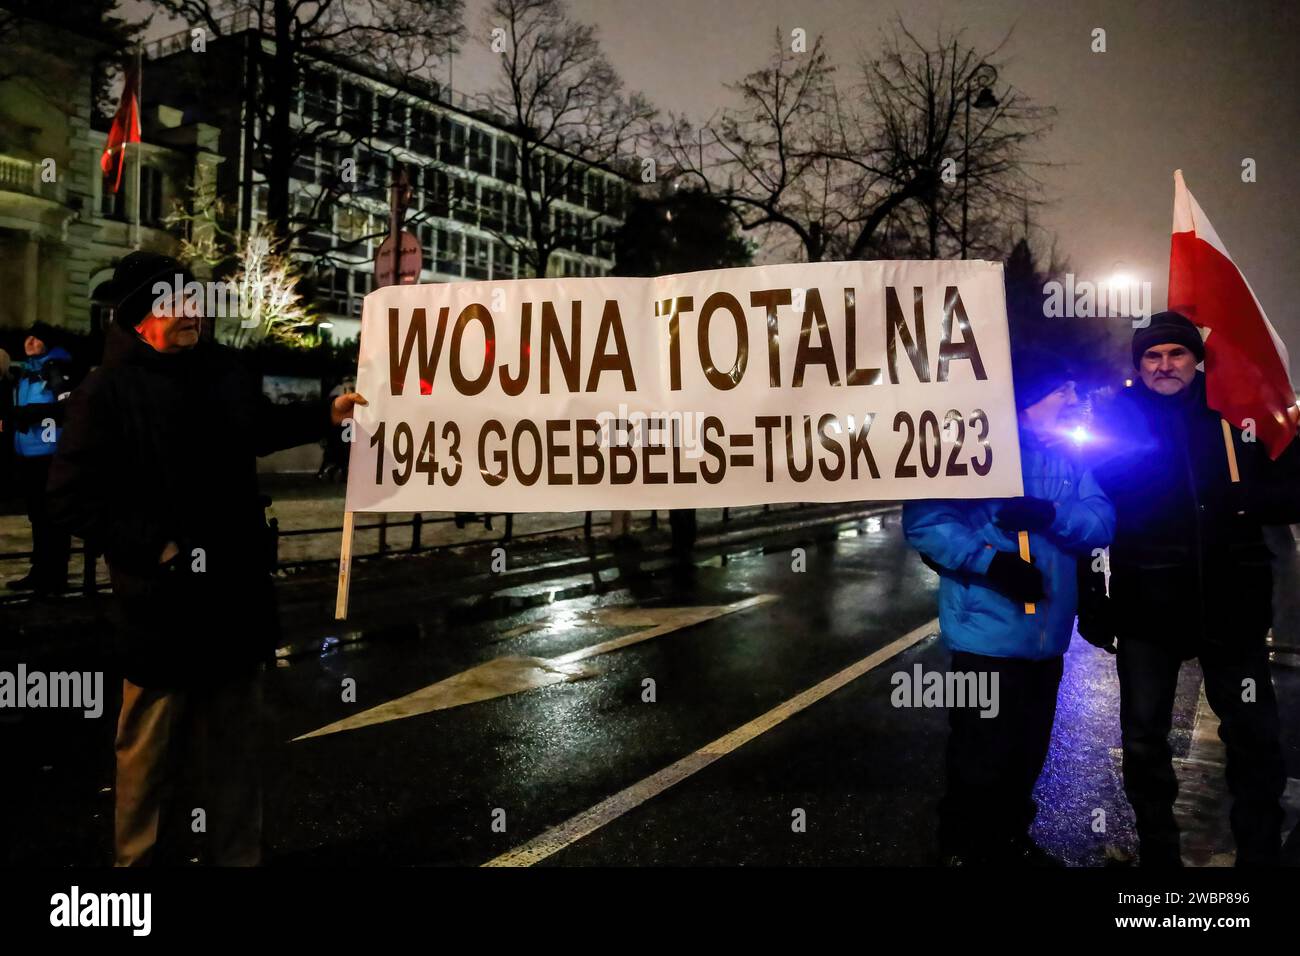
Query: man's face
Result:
<box><xmin>1140</xmin><ymin>343</ymin><xmax>1198</xmax><ymax>395</ymax></box>
<box><xmin>1022</xmin><ymin>380</ymin><xmax>1079</xmax><ymax>435</ymax></box>
<box><xmin>135</xmin><ymin>310</ymin><xmax>200</xmax><ymax>353</ymax></box>
<box><xmin>24</xmin><ymin>336</ymin><xmax>46</xmax><ymax>357</ymax></box>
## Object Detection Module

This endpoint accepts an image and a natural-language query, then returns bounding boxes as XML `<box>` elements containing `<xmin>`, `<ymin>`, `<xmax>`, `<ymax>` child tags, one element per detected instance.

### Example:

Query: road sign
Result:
<box><xmin>375</xmin><ymin>230</ymin><xmax>422</xmax><ymax>287</ymax></box>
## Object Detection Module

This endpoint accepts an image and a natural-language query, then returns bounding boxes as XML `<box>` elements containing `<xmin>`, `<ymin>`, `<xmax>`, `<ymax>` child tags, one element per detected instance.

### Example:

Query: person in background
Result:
<box><xmin>7</xmin><ymin>321</ymin><xmax>74</xmax><ymax>596</ymax></box>
<box><xmin>609</xmin><ymin>509</ymin><xmax>632</xmax><ymax>542</ymax></box>
<box><xmin>668</xmin><ymin>508</ymin><xmax>697</xmax><ymax>559</ymax></box>
<box><xmin>317</xmin><ymin>377</ymin><xmax>355</xmax><ymax>481</ymax></box>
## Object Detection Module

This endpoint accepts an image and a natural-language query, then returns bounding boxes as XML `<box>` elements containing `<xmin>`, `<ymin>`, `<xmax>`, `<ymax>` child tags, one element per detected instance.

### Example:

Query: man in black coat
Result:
<box><xmin>47</xmin><ymin>251</ymin><xmax>366</xmax><ymax>865</ymax></box>
<box><xmin>1082</xmin><ymin>311</ymin><xmax>1300</xmax><ymax>867</ymax></box>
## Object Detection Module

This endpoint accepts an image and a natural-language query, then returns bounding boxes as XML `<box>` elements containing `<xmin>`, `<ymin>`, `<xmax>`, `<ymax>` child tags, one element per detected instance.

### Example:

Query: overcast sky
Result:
<box><xmin>129</xmin><ymin>0</ymin><xmax>1300</xmax><ymax>371</ymax></box>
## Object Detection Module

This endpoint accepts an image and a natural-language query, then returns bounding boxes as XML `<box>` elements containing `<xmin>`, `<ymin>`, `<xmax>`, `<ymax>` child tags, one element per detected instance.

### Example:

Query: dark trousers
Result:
<box><xmin>16</xmin><ymin>454</ymin><xmax>70</xmax><ymax>589</ymax></box>
<box><xmin>1117</xmin><ymin>639</ymin><xmax>1285</xmax><ymax>866</ymax></box>
<box><xmin>938</xmin><ymin>651</ymin><xmax>1064</xmax><ymax>860</ymax></box>
<box><xmin>669</xmin><ymin>508</ymin><xmax>697</xmax><ymax>557</ymax></box>
<box><xmin>114</xmin><ymin>670</ymin><xmax>264</xmax><ymax>866</ymax></box>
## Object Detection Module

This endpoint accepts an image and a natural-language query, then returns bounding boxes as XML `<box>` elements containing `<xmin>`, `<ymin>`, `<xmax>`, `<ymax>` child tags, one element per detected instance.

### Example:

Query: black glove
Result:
<box><xmin>985</xmin><ymin>550</ymin><xmax>1044</xmax><ymax>603</ymax></box>
<box><xmin>9</xmin><ymin>403</ymin><xmax>44</xmax><ymax>430</ymax></box>
<box><xmin>918</xmin><ymin>551</ymin><xmax>945</xmax><ymax>577</ymax></box>
<box><xmin>1075</xmin><ymin>561</ymin><xmax>1116</xmax><ymax>653</ymax></box>
<box><xmin>994</xmin><ymin>496</ymin><xmax>1056</xmax><ymax>533</ymax></box>
<box><xmin>1226</xmin><ymin>479</ymin><xmax>1251</xmax><ymax>518</ymax></box>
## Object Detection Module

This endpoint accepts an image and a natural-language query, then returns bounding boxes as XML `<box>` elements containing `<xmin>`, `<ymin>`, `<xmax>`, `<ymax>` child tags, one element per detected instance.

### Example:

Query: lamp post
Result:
<box><xmin>961</xmin><ymin>64</ymin><xmax>999</xmax><ymax>259</ymax></box>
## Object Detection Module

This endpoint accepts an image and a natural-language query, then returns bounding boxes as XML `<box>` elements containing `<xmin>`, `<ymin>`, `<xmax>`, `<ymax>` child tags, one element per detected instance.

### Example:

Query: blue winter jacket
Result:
<box><xmin>902</xmin><ymin>431</ymin><xmax>1115</xmax><ymax>660</ymax></box>
<box><xmin>13</xmin><ymin>346</ymin><xmax>73</xmax><ymax>458</ymax></box>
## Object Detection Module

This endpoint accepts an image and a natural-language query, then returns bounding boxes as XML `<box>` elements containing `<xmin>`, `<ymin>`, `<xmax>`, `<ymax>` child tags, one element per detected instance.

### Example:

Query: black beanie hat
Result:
<box><xmin>1011</xmin><ymin>345</ymin><xmax>1074</xmax><ymax>410</ymax></box>
<box><xmin>1132</xmin><ymin>310</ymin><xmax>1204</xmax><ymax>368</ymax></box>
<box><xmin>100</xmin><ymin>251</ymin><xmax>196</xmax><ymax>329</ymax></box>
<box><xmin>27</xmin><ymin>320</ymin><xmax>61</xmax><ymax>348</ymax></box>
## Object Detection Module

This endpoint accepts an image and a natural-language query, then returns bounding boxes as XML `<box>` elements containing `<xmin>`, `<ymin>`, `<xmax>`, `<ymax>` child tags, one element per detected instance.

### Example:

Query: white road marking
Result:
<box><xmin>293</xmin><ymin>595</ymin><xmax>778</xmax><ymax>740</ymax></box>
<box><xmin>483</xmin><ymin>617</ymin><xmax>939</xmax><ymax>867</ymax></box>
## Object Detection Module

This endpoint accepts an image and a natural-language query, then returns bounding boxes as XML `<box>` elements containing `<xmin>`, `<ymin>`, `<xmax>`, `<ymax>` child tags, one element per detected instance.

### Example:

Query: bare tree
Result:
<box><xmin>0</xmin><ymin>7</ymin><xmax>19</xmax><ymax>83</ymax></box>
<box><xmin>659</xmin><ymin>22</ymin><xmax>1054</xmax><ymax>264</ymax></box>
<box><xmin>481</xmin><ymin>0</ymin><xmax>654</xmax><ymax>277</ymax></box>
<box><xmin>848</xmin><ymin>22</ymin><xmax>1055</xmax><ymax>260</ymax></box>
<box><xmin>660</xmin><ymin>31</ymin><xmax>845</xmax><ymax>263</ymax></box>
<box><xmin>0</xmin><ymin>1</ymin><xmax>145</xmax><ymax>108</ymax></box>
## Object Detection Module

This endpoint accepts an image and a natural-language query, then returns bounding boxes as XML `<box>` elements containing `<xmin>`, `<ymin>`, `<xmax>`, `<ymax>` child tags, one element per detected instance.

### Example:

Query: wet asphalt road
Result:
<box><xmin>7</xmin><ymin>510</ymin><xmax>1298</xmax><ymax>867</ymax></box>
<box><xmin>270</xmin><ymin>511</ymin><xmax>956</xmax><ymax>866</ymax></box>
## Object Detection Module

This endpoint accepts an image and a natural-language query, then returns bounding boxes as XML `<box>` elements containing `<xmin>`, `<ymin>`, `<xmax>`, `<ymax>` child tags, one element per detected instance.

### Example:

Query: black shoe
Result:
<box><xmin>1283</xmin><ymin>826</ymin><xmax>1300</xmax><ymax>866</ymax></box>
<box><xmin>30</xmin><ymin>569</ymin><xmax>68</xmax><ymax>595</ymax></box>
<box><xmin>1233</xmin><ymin>844</ymin><xmax>1281</xmax><ymax>867</ymax></box>
<box><xmin>939</xmin><ymin>844</ymin><xmax>999</xmax><ymax>866</ymax></box>
<box><xmin>1103</xmin><ymin>843</ymin><xmax>1138</xmax><ymax>867</ymax></box>
<box><xmin>1011</xmin><ymin>836</ymin><xmax>1065</xmax><ymax>867</ymax></box>
<box><xmin>1138</xmin><ymin>844</ymin><xmax>1184</xmax><ymax>868</ymax></box>
<box><xmin>6</xmin><ymin>573</ymin><xmax>37</xmax><ymax>591</ymax></box>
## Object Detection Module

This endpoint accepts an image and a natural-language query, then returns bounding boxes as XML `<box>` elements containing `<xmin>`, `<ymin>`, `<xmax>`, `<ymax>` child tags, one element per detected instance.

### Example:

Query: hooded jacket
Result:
<box><xmin>903</xmin><ymin>430</ymin><xmax>1115</xmax><ymax>660</ymax></box>
<box><xmin>1091</xmin><ymin>372</ymin><xmax>1300</xmax><ymax>650</ymax></box>
<box><xmin>12</xmin><ymin>346</ymin><xmax>73</xmax><ymax>458</ymax></box>
<box><xmin>47</xmin><ymin>324</ymin><xmax>333</xmax><ymax>688</ymax></box>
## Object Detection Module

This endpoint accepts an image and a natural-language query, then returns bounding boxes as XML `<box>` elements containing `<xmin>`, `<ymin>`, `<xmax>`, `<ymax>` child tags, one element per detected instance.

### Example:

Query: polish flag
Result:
<box><xmin>1168</xmin><ymin>169</ymin><xmax>1298</xmax><ymax>458</ymax></box>
<box><xmin>100</xmin><ymin>62</ymin><xmax>141</xmax><ymax>194</ymax></box>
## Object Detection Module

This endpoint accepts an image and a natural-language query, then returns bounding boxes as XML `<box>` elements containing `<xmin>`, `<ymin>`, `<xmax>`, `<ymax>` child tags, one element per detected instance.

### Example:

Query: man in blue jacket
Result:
<box><xmin>7</xmin><ymin>321</ymin><xmax>74</xmax><ymax>596</ymax></box>
<box><xmin>903</xmin><ymin>347</ymin><xmax>1115</xmax><ymax>865</ymax></box>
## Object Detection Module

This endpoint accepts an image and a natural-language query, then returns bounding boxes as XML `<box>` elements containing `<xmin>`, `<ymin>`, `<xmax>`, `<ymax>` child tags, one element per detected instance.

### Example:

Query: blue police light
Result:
<box><xmin>1069</xmin><ymin>426</ymin><xmax>1090</xmax><ymax>445</ymax></box>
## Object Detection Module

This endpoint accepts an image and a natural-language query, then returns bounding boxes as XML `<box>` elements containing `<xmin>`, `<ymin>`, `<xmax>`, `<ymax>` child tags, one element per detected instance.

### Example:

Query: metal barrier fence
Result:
<box><xmin>0</xmin><ymin>506</ymin><xmax>753</xmax><ymax>599</ymax></box>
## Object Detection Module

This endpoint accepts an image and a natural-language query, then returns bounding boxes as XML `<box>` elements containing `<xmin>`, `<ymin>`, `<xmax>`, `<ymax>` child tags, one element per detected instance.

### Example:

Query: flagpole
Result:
<box><xmin>1220</xmin><ymin>419</ymin><xmax>1241</xmax><ymax>483</ymax></box>
<box><xmin>133</xmin><ymin>44</ymin><xmax>142</xmax><ymax>250</ymax></box>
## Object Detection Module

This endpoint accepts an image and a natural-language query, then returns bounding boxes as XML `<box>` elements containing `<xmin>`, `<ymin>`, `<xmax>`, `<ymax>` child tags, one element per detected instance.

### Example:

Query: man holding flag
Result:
<box><xmin>1082</xmin><ymin>173</ymin><xmax>1300</xmax><ymax>866</ymax></box>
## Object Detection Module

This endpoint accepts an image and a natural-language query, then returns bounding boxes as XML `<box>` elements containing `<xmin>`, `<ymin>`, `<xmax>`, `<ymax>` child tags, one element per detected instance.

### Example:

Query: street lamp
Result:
<box><xmin>961</xmin><ymin>64</ymin><xmax>999</xmax><ymax>260</ymax></box>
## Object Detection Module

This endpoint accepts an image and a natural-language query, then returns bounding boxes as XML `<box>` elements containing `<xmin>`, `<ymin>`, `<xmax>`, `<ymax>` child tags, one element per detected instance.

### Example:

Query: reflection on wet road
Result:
<box><xmin>10</xmin><ymin>509</ymin><xmax>1296</xmax><ymax>865</ymax></box>
<box><xmin>264</xmin><ymin>511</ymin><xmax>1148</xmax><ymax>866</ymax></box>
<box><xmin>294</xmin><ymin>596</ymin><xmax>778</xmax><ymax>739</ymax></box>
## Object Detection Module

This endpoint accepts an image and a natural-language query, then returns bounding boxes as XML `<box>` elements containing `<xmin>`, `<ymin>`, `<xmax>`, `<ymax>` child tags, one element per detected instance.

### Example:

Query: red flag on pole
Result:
<box><xmin>100</xmin><ymin>61</ymin><xmax>141</xmax><ymax>195</ymax></box>
<box><xmin>1168</xmin><ymin>169</ymin><xmax>1299</xmax><ymax>459</ymax></box>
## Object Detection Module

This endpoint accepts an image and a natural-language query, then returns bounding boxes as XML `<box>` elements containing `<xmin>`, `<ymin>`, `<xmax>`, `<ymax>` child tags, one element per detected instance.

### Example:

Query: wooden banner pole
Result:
<box><xmin>335</xmin><ymin>510</ymin><xmax>356</xmax><ymax>620</ymax></box>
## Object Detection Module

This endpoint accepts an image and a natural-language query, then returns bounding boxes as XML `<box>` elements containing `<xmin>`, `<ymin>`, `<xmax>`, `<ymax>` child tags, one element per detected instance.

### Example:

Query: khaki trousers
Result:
<box><xmin>113</xmin><ymin>669</ymin><xmax>264</xmax><ymax>866</ymax></box>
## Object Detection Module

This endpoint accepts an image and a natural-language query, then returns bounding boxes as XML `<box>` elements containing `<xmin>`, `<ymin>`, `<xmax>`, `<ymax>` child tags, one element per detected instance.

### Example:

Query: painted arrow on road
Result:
<box><xmin>293</xmin><ymin>594</ymin><xmax>777</xmax><ymax>741</ymax></box>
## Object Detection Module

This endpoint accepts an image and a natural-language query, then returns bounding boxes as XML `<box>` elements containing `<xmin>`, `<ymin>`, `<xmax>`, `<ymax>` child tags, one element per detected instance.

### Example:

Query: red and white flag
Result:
<box><xmin>100</xmin><ymin>61</ymin><xmax>141</xmax><ymax>195</ymax></box>
<box><xmin>1168</xmin><ymin>169</ymin><xmax>1298</xmax><ymax>459</ymax></box>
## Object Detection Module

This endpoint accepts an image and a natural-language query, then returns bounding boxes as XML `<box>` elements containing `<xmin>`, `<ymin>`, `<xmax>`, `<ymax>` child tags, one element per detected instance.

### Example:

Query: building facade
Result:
<box><xmin>0</xmin><ymin>12</ymin><xmax>631</xmax><ymax>344</ymax></box>
<box><xmin>149</xmin><ymin>18</ymin><xmax>631</xmax><ymax>342</ymax></box>
<box><xmin>0</xmin><ymin>15</ymin><xmax>222</xmax><ymax>335</ymax></box>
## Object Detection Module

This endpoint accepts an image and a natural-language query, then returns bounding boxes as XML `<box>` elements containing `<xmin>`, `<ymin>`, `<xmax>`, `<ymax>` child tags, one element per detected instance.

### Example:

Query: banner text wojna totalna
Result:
<box><xmin>346</xmin><ymin>261</ymin><xmax>1024</xmax><ymax>511</ymax></box>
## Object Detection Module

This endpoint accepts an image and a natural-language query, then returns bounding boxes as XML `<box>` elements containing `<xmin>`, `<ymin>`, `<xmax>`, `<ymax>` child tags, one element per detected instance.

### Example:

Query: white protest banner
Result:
<box><xmin>344</xmin><ymin>260</ymin><xmax>1023</xmax><ymax>513</ymax></box>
